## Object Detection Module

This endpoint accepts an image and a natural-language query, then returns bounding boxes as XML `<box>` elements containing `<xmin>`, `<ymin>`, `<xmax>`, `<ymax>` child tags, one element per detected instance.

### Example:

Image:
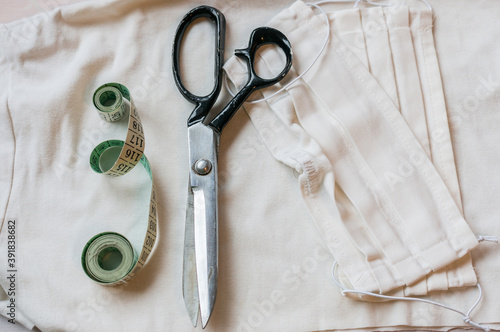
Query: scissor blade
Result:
<box><xmin>193</xmin><ymin>186</ymin><xmax>217</xmax><ymax>328</ymax></box>
<box><xmin>183</xmin><ymin>183</ymin><xmax>199</xmax><ymax>327</ymax></box>
<box><xmin>187</xmin><ymin>123</ymin><xmax>219</xmax><ymax>328</ymax></box>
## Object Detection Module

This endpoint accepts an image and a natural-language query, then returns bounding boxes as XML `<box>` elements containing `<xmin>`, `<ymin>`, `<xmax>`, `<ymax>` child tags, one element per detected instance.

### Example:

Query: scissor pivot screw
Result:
<box><xmin>193</xmin><ymin>159</ymin><xmax>212</xmax><ymax>175</ymax></box>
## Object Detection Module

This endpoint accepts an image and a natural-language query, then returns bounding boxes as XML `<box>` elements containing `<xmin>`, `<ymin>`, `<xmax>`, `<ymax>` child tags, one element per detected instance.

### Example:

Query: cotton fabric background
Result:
<box><xmin>0</xmin><ymin>0</ymin><xmax>499</xmax><ymax>331</ymax></box>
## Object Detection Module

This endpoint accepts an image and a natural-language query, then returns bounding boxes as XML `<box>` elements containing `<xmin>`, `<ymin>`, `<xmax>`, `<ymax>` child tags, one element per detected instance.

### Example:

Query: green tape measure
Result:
<box><xmin>82</xmin><ymin>83</ymin><xmax>158</xmax><ymax>285</ymax></box>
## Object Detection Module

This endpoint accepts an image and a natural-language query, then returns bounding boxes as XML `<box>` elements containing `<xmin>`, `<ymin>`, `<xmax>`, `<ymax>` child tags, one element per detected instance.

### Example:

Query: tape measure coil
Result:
<box><xmin>82</xmin><ymin>83</ymin><xmax>158</xmax><ymax>285</ymax></box>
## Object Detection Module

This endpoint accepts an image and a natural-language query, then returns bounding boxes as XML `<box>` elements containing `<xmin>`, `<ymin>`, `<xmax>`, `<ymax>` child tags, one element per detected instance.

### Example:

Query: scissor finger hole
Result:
<box><xmin>253</xmin><ymin>43</ymin><xmax>288</xmax><ymax>81</ymax></box>
<box><xmin>178</xmin><ymin>17</ymin><xmax>217</xmax><ymax>97</ymax></box>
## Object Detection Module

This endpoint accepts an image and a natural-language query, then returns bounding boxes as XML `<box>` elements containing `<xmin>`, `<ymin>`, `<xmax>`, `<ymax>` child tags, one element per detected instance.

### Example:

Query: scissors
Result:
<box><xmin>172</xmin><ymin>5</ymin><xmax>292</xmax><ymax>328</ymax></box>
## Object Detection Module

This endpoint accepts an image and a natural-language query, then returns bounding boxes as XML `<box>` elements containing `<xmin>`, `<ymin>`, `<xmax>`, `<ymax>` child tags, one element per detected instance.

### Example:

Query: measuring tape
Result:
<box><xmin>81</xmin><ymin>83</ymin><xmax>158</xmax><ymax>285</ymax></box>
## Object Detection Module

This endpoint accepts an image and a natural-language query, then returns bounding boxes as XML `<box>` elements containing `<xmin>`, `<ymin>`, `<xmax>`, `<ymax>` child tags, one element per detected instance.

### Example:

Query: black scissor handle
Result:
<box><xmin>172</xmin><ymin>6</ymin><xmax>226</xmax><ymax>127</ymax></box>
<box><xmin>236</xmin><ymin>27</ymin><xmax>293</xmax><ymax>89</ymax></box>
<box><xmin>209</xmin><ymin>27</ymin><xmax>293</xmax><ymax>134</ymax></box>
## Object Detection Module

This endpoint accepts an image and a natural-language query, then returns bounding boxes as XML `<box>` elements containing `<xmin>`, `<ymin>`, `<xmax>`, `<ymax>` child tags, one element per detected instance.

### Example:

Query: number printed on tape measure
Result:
<box><xmin>146</xmin><ymin>236</ymin><xmax>154</xmax><ymax>248</ymax></box>
<box><xmin>132</xmin><ymin>121</ymin><xmax>143</xmax><ymax>133</ymax></box>
<box><xmin>149</xmin><ymin>220</ymin><xmax>157</xmax><ymax>232</ymax></box>
<box><xmin>129</xmin><ymin>134</ymin><xmax>144</xmax><ymax>148</ymax></box>
<box><xmin>125</xmin><ymin>149</ymin><xmax>141</xmax><ymax>162</ymax></box>
<box><xmin>117</xmin><ymin>164</ymin><xmax>132</xmax><ymax>173</ymax></box>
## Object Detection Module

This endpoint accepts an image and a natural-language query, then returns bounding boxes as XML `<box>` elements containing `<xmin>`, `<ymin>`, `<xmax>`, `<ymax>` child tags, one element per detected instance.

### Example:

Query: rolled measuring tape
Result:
<box><xmin>82</xmin><ymin>83</ymin><xmax>158</xmax><ymax>285</ymax></box>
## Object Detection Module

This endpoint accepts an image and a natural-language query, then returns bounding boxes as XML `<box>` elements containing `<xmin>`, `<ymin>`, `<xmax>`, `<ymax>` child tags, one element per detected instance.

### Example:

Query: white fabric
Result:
<box><xmin>225</xmin><ymin>1</ymin><xmax>478</xmax><ymax>296</ymax></box>
<box><xmin>320</xmin><ymin>3</ymin><xmax>475</xmax><ymax>297</ymax></box>
<box><xmin>0</xmin><ymin>0</ymin><xmax>499</xmax><ymax>331</ymax></box>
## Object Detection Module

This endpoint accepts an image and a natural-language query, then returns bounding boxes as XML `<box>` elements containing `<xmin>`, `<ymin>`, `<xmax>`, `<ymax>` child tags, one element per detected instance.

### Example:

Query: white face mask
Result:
<box><xmin>329</xmin><ymin>3</ymin><xmax>477</xmax><ymax>297</ymax></box>
<box><xmin>224</xmin><ymin>0</ymin><xmax>479</xmax><ymax>297</ymax></box>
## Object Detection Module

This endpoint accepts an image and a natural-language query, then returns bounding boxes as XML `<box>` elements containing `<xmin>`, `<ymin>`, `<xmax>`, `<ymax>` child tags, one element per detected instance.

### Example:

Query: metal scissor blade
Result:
<box><xmin>193</xmin><ymin>186</ymin><xmax>217</xmax><ymax>328</ymax></box>
<box><xmin>183</xmin><ymin>183</ymin><xmax>199</xmax><ymax>327</ymax></box>
<box><xmin>186</xmin><ymin>123</ymin><xmax>219</xmax><ymax>328</ymax></box>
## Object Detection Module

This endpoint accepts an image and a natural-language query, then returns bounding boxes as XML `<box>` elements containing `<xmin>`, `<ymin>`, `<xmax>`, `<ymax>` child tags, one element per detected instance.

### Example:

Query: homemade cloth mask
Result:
<box><xmin>224</xmin><ymin>0</ymin><xmax>479</xmax><ymax>296</ymax></box>
<box><xmin>328</xmin><ymin>3</ymin><xmax>475</xmax><ymax>297</ymax></box>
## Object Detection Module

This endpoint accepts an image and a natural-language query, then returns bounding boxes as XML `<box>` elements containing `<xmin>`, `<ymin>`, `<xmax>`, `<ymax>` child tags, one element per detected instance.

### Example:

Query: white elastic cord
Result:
<box><xmin>223</xmin><ymin>1</ymin><xmax>331</xmax><ymax>103</ymax></box>
<box><xmin>477</xmin><ymin>235</ymin><xmax>499</xmax><ymax>244</ymax></box>
<box><xmin>331</xmin><ymin>262</ymin><xmax>490</xmax><ymax>331</ymax></box>
<box><xmin>419</xmin><ymin>0</ymin><xmax>433</xmax><ymax>13</ymax></box>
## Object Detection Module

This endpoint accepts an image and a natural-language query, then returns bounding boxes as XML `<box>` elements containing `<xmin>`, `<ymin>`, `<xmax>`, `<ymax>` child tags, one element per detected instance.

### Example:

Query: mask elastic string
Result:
<box><xmin>223</xmin><ymin>1</ymin><xmax>333</xmax><ymax>103</ymax></box>
<box><xmin>477</xmin><ymin>235</ymin><xmax>499</xmax><ymax>243</ymax></box>
<box><xmin>331</xmin><ymin>262</ymin><xmax>490</xmax><ymax>332</ymax></box>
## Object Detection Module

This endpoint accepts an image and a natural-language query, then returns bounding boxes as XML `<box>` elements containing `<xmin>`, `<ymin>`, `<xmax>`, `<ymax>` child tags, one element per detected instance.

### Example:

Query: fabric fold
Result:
<box><xmin>0</xmin><ymin>29</ymin><xmax>15</xmax><ymax>234</ymax></box>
